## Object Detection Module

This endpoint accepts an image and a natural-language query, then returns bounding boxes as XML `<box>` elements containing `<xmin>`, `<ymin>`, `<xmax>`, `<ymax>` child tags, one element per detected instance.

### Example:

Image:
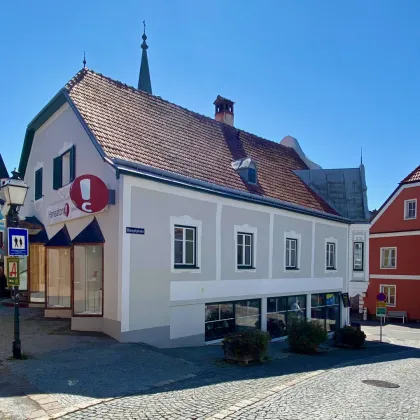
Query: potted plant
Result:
<box><xmin>287</xmin><ymin>318</ymin><xmax>327</xmax><ymax>354</ymax></box>
<box><xmin>334</xmin><ymin>326</ymin><xmax>366</xmax><ymax>348</ymax></box>
<box><xmin>222</xmin><ymin>329</ymin><xmax>270</xmax><ymax>364</ymax></box>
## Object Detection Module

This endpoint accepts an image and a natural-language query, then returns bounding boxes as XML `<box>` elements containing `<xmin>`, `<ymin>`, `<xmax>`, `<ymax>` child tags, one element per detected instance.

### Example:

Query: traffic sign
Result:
<box><xmin>6</xmin><ymin>257</ymin><xmax>20</xmax><ymax>287</ymax></box>
<box><xmin>7</xmin><ymin>228</ymin><xmax>29</xmax><ymax>257</ymax></box>
<box><xmin>376</xmin><ymin>307</ymin><xmax>386</xmax><ymax>317</ymax></box>
<box><xmin>376</xmin><ymin>301</ymin><xmax>387</xmax><ymax>308</ymax></box>
<box><xmin>70</xmin><ymin>174</ymin><xmax>109</xmax><ymax>214</ymax></box>
<box><xmin>376</xmin><ymin>292</ymin><xmax>387</xmax><ymax>302</ymax></box>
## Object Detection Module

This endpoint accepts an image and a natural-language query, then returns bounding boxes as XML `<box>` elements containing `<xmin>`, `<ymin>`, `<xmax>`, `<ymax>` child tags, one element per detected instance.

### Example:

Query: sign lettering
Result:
<box><xmin>126</xmin><ymin>227</ymin><xmax>145</xmax><ymax>235</ymax></box>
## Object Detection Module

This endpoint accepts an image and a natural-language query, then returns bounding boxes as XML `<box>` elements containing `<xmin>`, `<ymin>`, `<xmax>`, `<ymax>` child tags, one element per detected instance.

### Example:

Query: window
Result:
<box><xmin>404</xmin><ymin>199</ymin><xmax>417</xmax><ymax>220</ymax></box>
<box><xmin>231</xmin><ymin>158</ymin><xmax>258</xmax><ymax>185</ymax></box>
<box><xmin>237</xmin><ymin>232</ymin><xmax>253</xmax><ymax>268</ymax></box>
<box><xmin>46</xmin><ymin>248</ymin><xmax>71</xmax><ymax>308</ymax></box>
<box><xmin>29</xmin><ymin>244</ymin><xmax>46</xmax><ymax>303</ymax></box>
<box><xmin>247</xmin><ymin>167</ymin><xmax>257</xmax><ymax>184</ymax></box>
<box><xmin>311</xmin><ymin>293</ymin><xmax>341</xmax><ymax>332</ymax></box>
<box><xmin>266</xmin><ymin>295</ymin><xmax>306</xmax><ymax>339</ymax></box>
<box><xmin>380</xmin><ymin>285</ymin><xmax>396</xmax><ymax>307</ymax></box>
<box><xmin>205</xmin><ymin>299</ymin><xmax>261</xmax><ymax>341</ymax></box>
<box><xmin>53</xmin><ymin>146</ymin><xmax>75</xmax><ymax>190</ymax></box>
<box><xmin>73</xmin><ymin>246</ymin><xmax>103</xmax><ymax>315</ymax></box>
<box><xmin>174</xmin><ymin>226</ymin><xmax>196</xmax><ymax>267</ymax></box>
<box><xmin>353</xmin><ymin>242</ymin><xmax>364</xmax><ymax>271</ymax></box>
<box><xmin>381</xmin><ymin>247</ymin><xmax>396</xmax><ymax>269</ymax></box>
<box><xmin>285</xmin><ymin>238</ymin><xmax>298</xmax><ymax>269</ymax></box>
<box><xmin>35</xmin><ymin>168</ymin><xmax>43</xmax><ymax>200</ymax></box>
<box><xmin>326</xmin><ymin>242</ymin><xmax>336</xmax><ymax>270</ymax></box>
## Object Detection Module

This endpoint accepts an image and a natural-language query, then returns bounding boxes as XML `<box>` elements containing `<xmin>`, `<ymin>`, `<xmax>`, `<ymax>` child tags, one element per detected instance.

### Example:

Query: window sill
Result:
<box><xmin>380</xmin><ymin>267</ymin><xmax>396</xmax><ymax>270</ymax></box>
<box><xmin>353</xmin><ymin>269</ymin><xmax>364</xmax><ymax>272</ymax></box>
<box><xmin>174</xmin><ymin>265</ymin><xmax>200</xmax><ymax>270</ymax></box>
<box><xmin>285</xmin><ymin>267</ymin><xmax>299</xmax><ymax>271</ymax></box>
<box><xmin>404</xmin><ymin>217</ymin><xmax>416</xmax><ymax>220</ymax></box>
<box><xmin>326</xmin><ymin>268</ymin><xmax>337</xmax><ymax>271</ymax></box>
<box><xmin>237</xmin><ymin>266</ymin><xmax>256</xmax><ymax>270</ymax></box>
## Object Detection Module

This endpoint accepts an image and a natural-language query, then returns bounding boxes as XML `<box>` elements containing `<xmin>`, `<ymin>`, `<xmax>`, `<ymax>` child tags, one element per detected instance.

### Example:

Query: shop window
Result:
<box><xmin>29</xmin><ymin>244</ymin><xmax>45</xmax><ymax>303</ymax></box>
<box><xmin>73</xmin><ymin>246</ymin><xmax>103</xmax><ymax>315</ymax></box>
<box><xmin>311</xmin><ymin>293</ymin><xmax>341</xmax><ymax>332</ymax></box>
<box><xmin>174</xmin><ymin>225</ymin><xmax>196</xmax><ymax>268</ymax></box>
<box><xmin>53</xmin><ymin>146</ymin><xmax>75</xmax><ymax>190</ymax></box>
<box><xmin>381</xmin><ymin>247</ymin><xmax>396</xmax><ymax>269</ymax></box>
<box><xmin>205</xmin><ymin>299</ymin><xmax>261</xmax><ymax>342</ymax></box>
<box><xmin>46</xmin><ymin>248</ymin><xmax>71</xmax><ymax>308</ymax></box>
<box><xmin>353</xmin><ymin>242</ymin><xmax>364</xmax><ymax>271</ymax></box>
<box><xmin>237</xmin><ymin>232</ymin><xmax>253</xmax><ymax>269</ymax></box>
<box><xmin>266</xmin><ymin>295</ymin><xmax>306</xmax><ymax>339</ymax></box>
<box><xmin>380</xmin><ymin>285</ymin><xmax>396</xmax><ymax>307</ymax></box>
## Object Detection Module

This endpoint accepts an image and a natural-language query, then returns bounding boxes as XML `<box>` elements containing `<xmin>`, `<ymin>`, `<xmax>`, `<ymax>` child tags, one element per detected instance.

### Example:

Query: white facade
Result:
<box><xmin>19</xmin><ymin>102</ymin><xmax>368</xmax><ymax>348</ymax></box>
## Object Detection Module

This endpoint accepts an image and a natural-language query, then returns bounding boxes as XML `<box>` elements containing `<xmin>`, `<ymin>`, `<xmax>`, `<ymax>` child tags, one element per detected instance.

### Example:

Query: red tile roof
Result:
<box><xmin>66</xmin><ymin>69</ymin><xmax>337</xmax><ymax>215</ymax></box>
<box><xmin>401</xmin><ymin>165</ymin><xmax>420</xmax><ymax>184</ymax></box>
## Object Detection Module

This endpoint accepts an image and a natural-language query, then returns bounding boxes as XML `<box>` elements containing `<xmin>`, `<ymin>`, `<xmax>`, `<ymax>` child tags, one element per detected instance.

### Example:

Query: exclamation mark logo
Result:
<box><xmin>80</xmin><ymin>178</ymin><xmax>92</xmax><ymax>212</ymax></box>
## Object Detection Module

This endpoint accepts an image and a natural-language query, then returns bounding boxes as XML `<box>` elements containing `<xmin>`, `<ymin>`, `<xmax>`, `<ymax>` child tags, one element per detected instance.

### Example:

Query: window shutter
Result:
<box><xmin>53</xmin><ymin>156</ymin><xmax>62</xmax><ymax>190</ymax></box>
<box><xmin>69</xmin><ymin>145</ymin><xmax>76</xmax><ymax>182</ymax></box>
<box><xmin>35</xmin><ymin>168</ymin><xmax>43</xmax><ymax>200</ymax></box>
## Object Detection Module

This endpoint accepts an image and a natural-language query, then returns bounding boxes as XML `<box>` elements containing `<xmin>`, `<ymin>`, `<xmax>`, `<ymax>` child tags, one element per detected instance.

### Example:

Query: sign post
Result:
<box><xmin>376</xmin><ymin>293</ymin><xmax>387</xmax><ymax>343</ymax></box>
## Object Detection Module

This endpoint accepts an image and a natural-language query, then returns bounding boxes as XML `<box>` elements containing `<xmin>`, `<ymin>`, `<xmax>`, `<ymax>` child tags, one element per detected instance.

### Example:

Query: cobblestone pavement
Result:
<box><xmin>60</xmin><ymin>348</ymin><xmax>420</xmax><ymax>420</ymax></box>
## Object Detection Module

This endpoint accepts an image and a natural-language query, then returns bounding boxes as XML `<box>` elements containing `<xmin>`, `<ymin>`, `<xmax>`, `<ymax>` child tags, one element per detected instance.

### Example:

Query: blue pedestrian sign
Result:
<box><xmin>8</xmin><ymin>228</ymin><xmax>29</xmax><ymax>257</ymax></box>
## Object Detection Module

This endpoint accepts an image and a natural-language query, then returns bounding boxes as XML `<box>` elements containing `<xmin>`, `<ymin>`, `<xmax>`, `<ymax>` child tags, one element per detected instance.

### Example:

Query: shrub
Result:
<box><xmin>287</xmin><ymin>318</ymin><xmax>327</xmax><ymax>354</ymax></box>
<box><xmin>334</xmin><ymin>326</ymin><xmax>366</xmax><ymax>348</ymax></box>
<box><xmin>222</xmin><ymin>330</ymin><xmax>270</xmax><ymax>360</ymax></box>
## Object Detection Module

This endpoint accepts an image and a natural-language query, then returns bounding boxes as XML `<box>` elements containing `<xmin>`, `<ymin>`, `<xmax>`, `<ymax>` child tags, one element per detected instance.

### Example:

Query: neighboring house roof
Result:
<box><xmin>0</xmin><ymin>154</ymin><xmax>9</xmax><ymax>179</ymax></box>
<box><xmin>400</xmin><ymin>165</ymin><xmax>420</xmax><ymax>184</ymax></box>
<box><xmin>294</xmin><ymin>165</ymin><xmax>370</xmax><ymax>222</ymax></box>
<box><xmin>19</xmin><ymin>68</ymin><xmax>354</xmax><ymax>223</ymax></box>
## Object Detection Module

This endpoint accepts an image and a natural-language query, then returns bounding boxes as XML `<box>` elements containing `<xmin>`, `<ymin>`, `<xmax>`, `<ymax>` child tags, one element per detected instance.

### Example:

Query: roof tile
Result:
<box><xmin>401</xmin><ymin>165</ymin><xmax>420</xmax><ymax>184</ymax></box>
<box><xmin>66</xmin><ymin>69</ymin><xmax>337</xmax><ymax>215</ymax></box>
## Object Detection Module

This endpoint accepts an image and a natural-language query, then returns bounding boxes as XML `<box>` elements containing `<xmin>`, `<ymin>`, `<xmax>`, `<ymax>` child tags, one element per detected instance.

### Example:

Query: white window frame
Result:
<box><xmin>353</xmin><ymin>241</ymin><xmax>364</xmax><ymax>271</ymax></box>
<box><xmin>380</xmin><ymin>247</ymin><xmax>397</xmax><ymax>269</ymax></box>
<box><xmin>404</xmin><ymin>199</ymin><xmax>417</xmax><ymax>220</ymax></box>
<box><xmin>284</xmin><ymin>230</ymin><xmax>301</xmax><ymax>272</ymax></box>
<box><xmin>174</xmin><ymin>226</ymin><xmax>196</xmax><ymax>266</ymax></box>
<box><xmin>234</xmin><ymin>224</ymin><xmax>257</xmax><ymax>273</ymax></box>
<box><xmin>170</xmin><ymin>215</ymin><xmax>202</xmax><ymax>273</ymax></box>
<box><xmin>380</xmin><ymin>284</ymin><xmax>396</xmax><ymax>307</ymax></box>
<box><xmin>237</xmin><ymin>232</ymin><xmax>253</xmax><ymax>268</ymax></box>
<box><xmin>325</xmin><ymin>237</ymin><xmax>338</xmax><ymax>272</ymax></box>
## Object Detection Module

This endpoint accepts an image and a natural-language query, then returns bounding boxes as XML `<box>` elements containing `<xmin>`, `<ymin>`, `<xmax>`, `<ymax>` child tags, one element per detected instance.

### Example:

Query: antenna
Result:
<box><xmin>83</xmin><ymin>51</ymin><xmax>87</xmax><ymax>68</ymax></box>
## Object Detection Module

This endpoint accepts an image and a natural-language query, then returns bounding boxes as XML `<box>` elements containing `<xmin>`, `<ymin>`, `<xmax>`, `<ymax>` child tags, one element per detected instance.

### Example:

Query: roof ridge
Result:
<box><xmin>67</xmin><ymin>68</ymin><xmax>298</xmax><ymax>157</ymax></box>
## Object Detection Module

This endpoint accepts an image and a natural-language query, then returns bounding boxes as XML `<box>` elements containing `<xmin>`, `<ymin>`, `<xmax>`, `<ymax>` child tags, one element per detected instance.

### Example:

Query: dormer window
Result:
<box><xmin>231</xmin><ymin>158</ymin><xmax>258</xmax><ymax>185</ymax></box>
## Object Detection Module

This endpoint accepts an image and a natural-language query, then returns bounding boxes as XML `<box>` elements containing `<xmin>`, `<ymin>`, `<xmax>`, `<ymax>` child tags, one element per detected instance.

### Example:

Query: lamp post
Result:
<box><xmin>2</xmin><ymin>170</ymin><xmax>28</xmax><ymax>359</ymax></box>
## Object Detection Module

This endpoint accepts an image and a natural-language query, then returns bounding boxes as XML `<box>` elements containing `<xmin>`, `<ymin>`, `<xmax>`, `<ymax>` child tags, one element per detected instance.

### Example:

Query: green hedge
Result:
<box><xmin>287</xmin><ymin>318</ymin><xmax>327</xmax><ymax>354</ymax></box>
<box><xmin>222</xmin><ymin>330</ymin><xmax>270</xmax><ymax>359</ymax></box>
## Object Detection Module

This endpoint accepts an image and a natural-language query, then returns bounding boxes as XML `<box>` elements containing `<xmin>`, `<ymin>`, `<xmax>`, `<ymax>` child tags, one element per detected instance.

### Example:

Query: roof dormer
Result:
<box><xmin>231</xmin><ymin>158</ymin><xmax>258</xmax><ymax>185</ymax></box>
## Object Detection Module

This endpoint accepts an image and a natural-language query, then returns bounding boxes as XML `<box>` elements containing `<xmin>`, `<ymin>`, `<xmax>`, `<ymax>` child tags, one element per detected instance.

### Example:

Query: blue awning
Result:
<box><xmin>45</xmin><ymin>226</ymin><xmax>72</xmax><ymax>247</ymax></box>
<box><xmin>72</xmin><ymin>218</ymin><xmax>105</xmax><ymax>244</ymax></box>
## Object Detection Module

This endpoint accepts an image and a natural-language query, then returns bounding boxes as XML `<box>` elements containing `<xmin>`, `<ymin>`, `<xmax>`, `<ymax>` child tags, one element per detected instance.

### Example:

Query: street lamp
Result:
<box><xmin>2</xmin><ymin>170</ymin><xmax>28</xmax><ymax>359</ymax></box>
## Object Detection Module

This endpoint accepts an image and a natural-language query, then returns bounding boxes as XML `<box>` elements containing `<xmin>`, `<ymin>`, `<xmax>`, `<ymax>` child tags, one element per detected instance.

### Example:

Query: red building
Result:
<box><xmin>366</xmin><ymin>165</ymin><xmax>420</xmax><ymax>321</ymax></box>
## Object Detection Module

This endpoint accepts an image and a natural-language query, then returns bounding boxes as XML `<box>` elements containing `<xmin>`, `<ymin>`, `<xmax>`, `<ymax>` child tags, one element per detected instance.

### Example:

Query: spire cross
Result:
<box><xmin>143</xmin><ymin>20</ymin><xmax>146</xmax><ymax>35</ymax></box>
<box><xmin>83</xmin><ymin>51</ymin><xmax>86</xmax><ymax>68</ymax></box>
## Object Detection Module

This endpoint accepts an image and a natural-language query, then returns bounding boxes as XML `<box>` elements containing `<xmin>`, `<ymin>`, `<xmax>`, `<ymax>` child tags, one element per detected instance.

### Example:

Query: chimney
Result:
<box><xmin>214</xmin><ymin>95</ymin><xmax>234</xmax><ymax>126</ymax></box>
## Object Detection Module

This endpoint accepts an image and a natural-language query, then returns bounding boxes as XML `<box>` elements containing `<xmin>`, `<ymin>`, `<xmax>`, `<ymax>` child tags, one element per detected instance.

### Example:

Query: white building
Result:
<box><xmin>17</xmin><ymin>39</ymin><xmax>369</xmax><ymax>347</ymax></box>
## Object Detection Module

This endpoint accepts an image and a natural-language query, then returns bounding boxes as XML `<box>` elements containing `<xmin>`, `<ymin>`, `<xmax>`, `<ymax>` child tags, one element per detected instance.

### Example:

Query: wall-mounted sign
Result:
<box><xmin>70</xmin><ymin>175</ymin><xmax>109</xmax><ymax>214</ymax></box>
<box><xmin>126</xmin><ymin>227</ymin><xmax>145</xmax><ymax>235</ymax></box>
<box><xmin>341</xmin><ymin>293</ymin><xmax>350</xmax><ymax>308</ymax></box>
<box><xmin>6</xmin><ymin>256</ymin><xmax>20</xmax><ymax>287</ymax></box>
<box><xmin>47</xmin><ymin>199</ymin><xmax>82</xmax><ymax>225</ymax></box>
<box><xmin>8</xmin><ymin>228</ymin><xmax>29</xmax><ymax>257</ymax></box>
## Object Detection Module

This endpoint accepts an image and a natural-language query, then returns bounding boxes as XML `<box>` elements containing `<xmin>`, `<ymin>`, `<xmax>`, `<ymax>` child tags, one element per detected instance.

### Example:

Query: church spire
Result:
<box><xmin>138</xmin><ymin>21</ymin><xmax>152</xmax><ymax>94</ymax></box>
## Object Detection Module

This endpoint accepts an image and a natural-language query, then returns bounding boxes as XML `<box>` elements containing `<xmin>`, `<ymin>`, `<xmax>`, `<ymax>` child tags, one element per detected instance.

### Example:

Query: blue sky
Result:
<box><xmin>1</xmin><ymin>0</ymin><xmax>420</xmax><ymax>210</ymax></box>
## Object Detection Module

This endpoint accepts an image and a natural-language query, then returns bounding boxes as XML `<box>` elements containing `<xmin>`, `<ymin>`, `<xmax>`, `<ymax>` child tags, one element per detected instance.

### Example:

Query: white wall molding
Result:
<box><xmin>370</xmin><ymin>274</ymin><xmax>420</xmax><ymax>280</ymax></box>
<box><xmin>170</xmin><ymin>215</ymin><xmax>202</xmax><ymax>273</ymax></box>
<box><xmin>371</xmin><ymin>230</ymin><xmax>420</xmax><ymax>238</ymax></box>
<box><xmin>311</xmin><ymin>221</ymin><xmax>315</xmax><ymax>277</ymax></box>
<box><xmin>268</xmin><ymin>213</ymin><xmax>274</xmax><ymax>279</ymax></box>
<box><xmin>170</xmin><ymin>277</ymin><xmax>344</xmax><ymax>302</ymax></box>
<box><xmin>216</xmin><ymin>203</ymin><xmax>222</xmax><ymax>281</ymax></box>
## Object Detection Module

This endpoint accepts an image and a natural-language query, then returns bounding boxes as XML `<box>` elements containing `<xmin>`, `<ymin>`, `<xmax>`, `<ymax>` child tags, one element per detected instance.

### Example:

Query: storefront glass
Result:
<box><xmin>311</xmin><ymin>292</ymin><xmax>341</xmax><ymax>332</ymax></box>
<box><xmin>205</xmin><ymin>299</ymin><xmax>261</xmax><ymax>341</ymax></box>
<box><xmin>73</xmin><ymin>246</ymin><xmax>103</xmax><ymax>315</ymax></box>
<box><xmin>29</xmin><ymin>245</ymin><xmax>45</xmax><ymax>303</ymax></box>
<box><xmin>46</xmin><ymin>248</ymin><xmax>71</xmax><ymax>308</ymax></box>
<box><xmin>267</xmin><ymin>295</ymin><xmax>306</xmax><ymax>338</ymax></box>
